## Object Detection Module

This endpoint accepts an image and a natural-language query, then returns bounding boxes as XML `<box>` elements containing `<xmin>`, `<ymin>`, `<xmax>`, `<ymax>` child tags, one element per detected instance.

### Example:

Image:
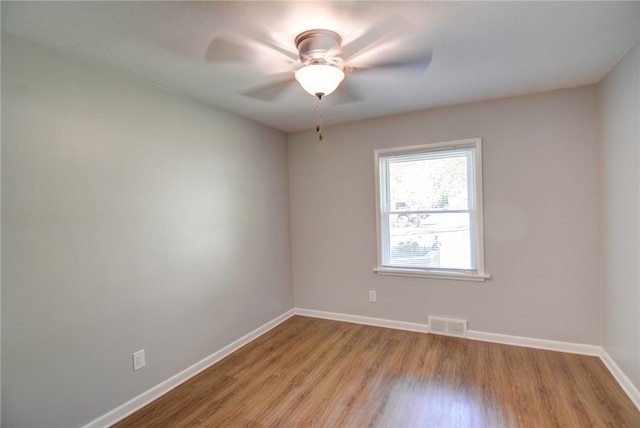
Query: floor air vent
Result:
<box><xmin>428</xmin><ymin>316</ymin><xmax>468</xmax><ymax>338</ymax></box>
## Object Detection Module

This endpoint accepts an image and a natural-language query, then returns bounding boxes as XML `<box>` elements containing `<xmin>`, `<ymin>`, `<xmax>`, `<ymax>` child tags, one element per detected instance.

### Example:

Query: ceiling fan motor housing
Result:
<box><xmin>295</xmin><ymin>29</ymin><xmax>343</xmax><ymax>67</ymax></box>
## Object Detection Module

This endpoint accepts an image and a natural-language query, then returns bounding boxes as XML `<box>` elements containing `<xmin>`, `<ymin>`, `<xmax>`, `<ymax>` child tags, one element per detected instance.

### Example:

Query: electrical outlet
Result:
<box><xmin>133</xmin><ymin>349</ymin><xmax>145</xmax><ymax>371</ymax></box>
<box><xmin>369</xmin><ymin>290</ymin><xmax>376</xmax><ymax>302</ymax></box>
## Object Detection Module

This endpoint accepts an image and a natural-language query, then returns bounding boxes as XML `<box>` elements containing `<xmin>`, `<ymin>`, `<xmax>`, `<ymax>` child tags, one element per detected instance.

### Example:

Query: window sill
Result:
<box><xmin>373</xmin><ymin>267</ymin><xmax>491</xmax><ymax>282</ymax></box>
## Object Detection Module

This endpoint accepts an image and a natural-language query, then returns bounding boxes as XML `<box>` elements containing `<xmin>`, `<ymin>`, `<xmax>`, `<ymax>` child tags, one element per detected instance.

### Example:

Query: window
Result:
<box><xmin>374</xmin><ymin>138</ymin><xmax>489</xmax><ymax>281</ymax></box>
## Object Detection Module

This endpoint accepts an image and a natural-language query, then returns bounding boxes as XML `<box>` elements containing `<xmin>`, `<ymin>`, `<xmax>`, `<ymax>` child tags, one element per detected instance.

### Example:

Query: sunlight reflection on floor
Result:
<box><xmin>377</xmin><ymin>377</ymin><xmax>511</xmax><ymax>428</ymax></box>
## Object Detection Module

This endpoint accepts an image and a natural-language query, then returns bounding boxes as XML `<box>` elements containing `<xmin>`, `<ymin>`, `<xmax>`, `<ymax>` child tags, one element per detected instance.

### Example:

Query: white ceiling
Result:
<box><xmin>2</xmin><ymin>1</ymin><xmax>639</xmax><ymax>133</ymax></box>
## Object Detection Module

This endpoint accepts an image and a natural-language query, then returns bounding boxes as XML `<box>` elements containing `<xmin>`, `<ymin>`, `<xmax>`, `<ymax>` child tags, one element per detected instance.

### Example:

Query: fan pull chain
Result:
<box><xmin>315</xmin><ymin>94</ymin><xmax>325</xmax><ymax>142</ymax></box>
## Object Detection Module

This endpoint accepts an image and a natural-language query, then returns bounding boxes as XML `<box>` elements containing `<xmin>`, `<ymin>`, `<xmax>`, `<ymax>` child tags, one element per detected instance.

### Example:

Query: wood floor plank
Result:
<box><xmin>112</xmin><ymin>316</ymin><xmax>640</xmax><ymax>428</ymax></box>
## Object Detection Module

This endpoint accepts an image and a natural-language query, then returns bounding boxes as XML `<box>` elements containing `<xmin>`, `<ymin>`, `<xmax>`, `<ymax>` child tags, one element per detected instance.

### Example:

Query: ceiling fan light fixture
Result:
<box><xmin>295</xmin><ymin>64</ymin><xmax>345</xmax><ymax>98</ymax></box>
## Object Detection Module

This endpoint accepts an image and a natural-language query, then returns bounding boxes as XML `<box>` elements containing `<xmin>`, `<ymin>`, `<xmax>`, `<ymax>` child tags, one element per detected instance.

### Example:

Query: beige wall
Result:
<box><xmin>1</xmin><ymin>34</ymin><xmax>292</xmax><ymax>427</ymax></box>
<box><xmin>598</xmin><ymin>41</ymin><xmax>640</xmax><ymax>392</ymax></box>
<box><xmin>289</xmin><ymin>86</ymin><xmax>601</xmax><ymax>345</ymax></box>
<box><xmin>2</xmin><ymin>28</ymin><xmax>638</xmax><ymax>428</ymax></box>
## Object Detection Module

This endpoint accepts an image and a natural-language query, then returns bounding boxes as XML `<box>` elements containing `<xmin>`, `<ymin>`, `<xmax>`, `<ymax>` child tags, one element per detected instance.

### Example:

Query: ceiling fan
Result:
<box><xmin>207</xmin><ymin>24</ymin><xmax>432</xmax><ymax>138</ymax></box>
<box><xmin>208</xmin><ymin>24</ymin><xmax>432</xmax><ymax>102</ymax></box>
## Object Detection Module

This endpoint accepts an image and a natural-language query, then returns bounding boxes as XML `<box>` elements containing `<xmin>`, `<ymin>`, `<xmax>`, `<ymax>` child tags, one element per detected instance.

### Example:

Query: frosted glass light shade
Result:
<box><xmin>295</xmin><ymin>64</ymin><xmax>345</xmax><ymax>97</ymax></box>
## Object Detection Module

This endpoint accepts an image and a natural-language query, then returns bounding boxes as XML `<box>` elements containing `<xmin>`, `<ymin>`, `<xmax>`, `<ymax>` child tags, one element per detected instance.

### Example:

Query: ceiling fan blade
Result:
<box><xmin>205</xmin><ymin>34</ymin><xmax>298</xmax><ymax>64</ymax></box>
<box><xmin>324</xmin><ymin>80</ymin><xmax>362</xmax><ymax>105</ymax></box>
<box><xmin>348</xmin><ymin>49</ymin><xmax>433</xmax><ymax>77</ymax></box>
<box><xmin>241</xmin><ymin>73</ymin><xmax>296</xmax><ymax>102</ymax></box>
<box><xmin>339</xmin><ymin>18</ymin><xmax>407</xmax><ymax>62</ymax></box>
<box><xmin>205</xmin><ymin>36</ymin><xmax>253</xmax><ymax>63</ymax></box>
<box><xmin>261</xmin><ymin>40</ymin><xmax>299</xmax><ymax>62</ymax></box>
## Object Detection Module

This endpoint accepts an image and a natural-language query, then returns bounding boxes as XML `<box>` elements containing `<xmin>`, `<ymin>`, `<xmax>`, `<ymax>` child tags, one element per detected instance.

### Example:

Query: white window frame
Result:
<box><xmin>373</xmin><ymin>138</ymin><xmax>490</xmax><ymax>282</ymax></box>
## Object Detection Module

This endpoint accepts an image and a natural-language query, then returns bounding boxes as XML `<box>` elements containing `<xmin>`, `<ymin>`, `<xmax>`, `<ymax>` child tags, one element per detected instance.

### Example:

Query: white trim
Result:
<box><xmin>373</xmin><ymin>267</ymin><xmax>490</xmax><ymax>282</ymax></box>
<box><xmin>295</xmin><ymin>308</ymin><xmax>599</xmax><ymax>355</ymax></box>
<box><xmin>296</xmin><ymin>308</ymin><xmax>638</xmax><ymax>411</ymax></box>
<box><xmin>374</xmin><ymin>138</ymin><xmax>488</xmax><ymax>279</ymax></box>
<box><xmin>83</xmin><ymin>309</ymin><xmax>296</xmax><ymax>428</ymax></box>
<box><xmin>467</xmin><ymin>330</ymin><xmax>601</xmax><ymax>356</ymax></box>
<box><xmin>294</xmin><ymin>308</ymin><xmax>429</xmax><ymax>333</ymax></box>
<box><xmin>600</xmin><ymin>348</ymin><xmax>640</xmax><ymax>410</ymax></box>
<box><xmin>85</xmin><ymin>308</ymin><xmax>640</xmax><ymax>427</ymax></box>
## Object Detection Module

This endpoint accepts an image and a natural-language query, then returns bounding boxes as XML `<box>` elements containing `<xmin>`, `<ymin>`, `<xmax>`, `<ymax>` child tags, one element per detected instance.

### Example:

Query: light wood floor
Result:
<box><xmin>113</xmin><ymin>316</ymin><xmax>640</xmax><ymax>427</ymax></box>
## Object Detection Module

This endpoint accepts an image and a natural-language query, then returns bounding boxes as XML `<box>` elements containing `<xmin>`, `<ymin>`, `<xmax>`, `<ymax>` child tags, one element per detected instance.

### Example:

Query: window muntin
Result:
<box><xmin>375</xmin><ymin>139</ymin><xmax>488</xmax><ymax>281</ymax></box>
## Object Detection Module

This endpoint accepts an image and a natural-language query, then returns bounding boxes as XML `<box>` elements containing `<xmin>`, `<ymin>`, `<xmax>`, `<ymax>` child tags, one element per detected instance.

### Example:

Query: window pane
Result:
<box><xmin>387</xmin><ymin>212</ymin><xmax>472</xmax><ymax>270</ymax></box>
<box><xmin>388</xmin><ymin>152</ymin><xmax>469</xmax><ymax>211</ymax></box>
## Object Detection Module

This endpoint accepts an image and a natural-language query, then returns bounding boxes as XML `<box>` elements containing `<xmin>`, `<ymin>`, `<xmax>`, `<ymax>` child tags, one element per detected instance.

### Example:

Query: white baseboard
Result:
<box><xmin>296</xmin><ymin>308</ymin><xmax>638</xmax><ymax>411</ymax></box>
<box><xmin>294</xmin><ymin>308</ymin><xmax>429</xmax><ymax>333</ymax></box>
<box><xmin>295</xmin><ymin>309</ymin><xmax>598</xmax><ymax>355</ymax></box>
<box><xmin>467</xmin><ymin>330</ymin><xmax>602</xmax><ymax>356</ymax></box>
<box><xmin>294</xmin><ymin>308</ymin><xmax>599</xmax><ymax>355</ymax></box>
<box><xmin>600</xmin><ymin>348</ymin><xmax>640</xmax><ymax>410</ymax></box>
<box><xmin>85</xmin><ymin>307</ymin><xmax>640</xmax><ymax>427</ymax></box>
<box><xmin>83</xmin><ymin>309</ymin><xmax>296</xmax><ymax>428</ymax></box>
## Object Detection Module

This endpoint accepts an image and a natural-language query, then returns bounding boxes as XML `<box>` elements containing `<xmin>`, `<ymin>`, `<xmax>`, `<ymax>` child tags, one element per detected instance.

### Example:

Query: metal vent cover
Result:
<box><xmin>428</xmin><ymin>316</ymin><xmax>468</xmax><ymax>338</ymax></box>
